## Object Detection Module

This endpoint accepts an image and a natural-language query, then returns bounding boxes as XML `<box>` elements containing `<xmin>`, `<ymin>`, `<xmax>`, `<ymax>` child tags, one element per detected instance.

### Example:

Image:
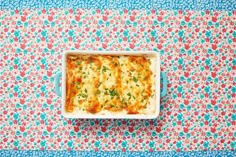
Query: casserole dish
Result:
<box><xmin>55</xmin><ymin>51</ymin><xmax>167</xmax><ymax>119</ymax></box>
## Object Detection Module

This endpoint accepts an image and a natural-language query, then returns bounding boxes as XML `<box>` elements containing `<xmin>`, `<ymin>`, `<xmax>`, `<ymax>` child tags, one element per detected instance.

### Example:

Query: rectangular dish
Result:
<box><xmin>55</xmin><ymin>51</ymin><xmax>166</xmax><ymax>119</ymax></box>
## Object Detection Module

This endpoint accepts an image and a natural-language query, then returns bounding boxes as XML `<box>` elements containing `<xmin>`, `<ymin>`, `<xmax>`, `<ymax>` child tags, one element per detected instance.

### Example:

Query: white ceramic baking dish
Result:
<box><xmin>55</xmin><ymin>50</ymin><xmax>167</xmax><ymax>119</ymax></box>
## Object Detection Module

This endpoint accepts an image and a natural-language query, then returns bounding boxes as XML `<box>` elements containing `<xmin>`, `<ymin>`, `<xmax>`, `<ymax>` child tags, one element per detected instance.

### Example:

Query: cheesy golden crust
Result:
<box><xmin>66</xmin><ymin>55</ymin><xmax>154</xmax><ymax>114</ymax></box>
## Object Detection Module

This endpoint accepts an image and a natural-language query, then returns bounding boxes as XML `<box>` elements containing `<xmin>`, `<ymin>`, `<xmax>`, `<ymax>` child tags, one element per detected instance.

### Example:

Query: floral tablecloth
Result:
<box><xmin>0</xmin><ymin>9</ymin><xmax>235</xmax><ymax>151</ymax></box>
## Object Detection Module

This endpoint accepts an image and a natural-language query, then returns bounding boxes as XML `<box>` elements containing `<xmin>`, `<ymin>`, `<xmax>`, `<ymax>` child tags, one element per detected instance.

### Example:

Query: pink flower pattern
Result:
<box><xmin>0</xmin><ymin>9</ymin><xmax>235</xmax><ymax>151</ymax></box>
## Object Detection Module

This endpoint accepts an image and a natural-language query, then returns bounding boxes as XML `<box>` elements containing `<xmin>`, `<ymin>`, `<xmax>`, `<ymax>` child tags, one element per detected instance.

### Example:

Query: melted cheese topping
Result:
<box><xmin>66</xmin><ymin>55</ymin><xmax>155</xmax><ymax>114</ymax></box>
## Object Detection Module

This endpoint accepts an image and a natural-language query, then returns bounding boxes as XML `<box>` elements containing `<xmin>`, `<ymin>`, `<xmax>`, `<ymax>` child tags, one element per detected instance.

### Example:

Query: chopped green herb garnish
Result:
<box><xmin>77</xmin><ymin>61</ymin><xmax>81</xmax><ymax>65</ymax></box>
<box><xmin>127</xmin><ymin>92</ymin><xmax>132</xmax><ymax>99</ymax></box>
<box><xmin>84</xmin><ymin>88</ymin><xmax>87</xmax><ymax>93</ymax></box>
<box><xmin>78</xmin><ymin>93</ymin><xmax>88</xmax><ymax>98</ymax></box>
<box><xmin>121</xmin><ymin>98</ymin><xmax>125</xmax><ymax>103</ymax></box>
<box><xmin>127</xmin><ymin>92</ymin><xmax>131</xmax><ymax>97</ymax></box>
<box><xmin>97</xmin><ymin>90</ymin><xmax>101</xmax><ymax>94</ymax></box>
<box><xmin>102</xmin><ymin>66</ymin><xmax>108</xmax><ymax>72</ymax></box>
<box><xmin>109</xmin><ymin>89</ymin><xmax>118</xmax><ymax>96</ymax></box>
<box><xmin>133</xmin><ymin>76</ymin><xmax>138</xmax><ymax>82</ymax></box>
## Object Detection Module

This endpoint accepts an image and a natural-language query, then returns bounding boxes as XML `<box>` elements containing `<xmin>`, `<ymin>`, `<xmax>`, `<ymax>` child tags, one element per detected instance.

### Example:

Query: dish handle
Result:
<box><xmin>55</xmin><ymin>72</ymin><xmax>62</xmax><ymax>97</ymax></box>
<box><xmin>161</xmin><ymin>72</ymin><xmax>167</xmax><ymax>97</ymax></box>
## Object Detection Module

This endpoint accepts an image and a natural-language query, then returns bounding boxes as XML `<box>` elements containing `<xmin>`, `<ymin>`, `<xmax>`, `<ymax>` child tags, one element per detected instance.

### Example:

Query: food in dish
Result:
<box><xmin>66</xmin><ymin>54</ymin><xmax>156</xmax><ymax>115</ymax></box>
